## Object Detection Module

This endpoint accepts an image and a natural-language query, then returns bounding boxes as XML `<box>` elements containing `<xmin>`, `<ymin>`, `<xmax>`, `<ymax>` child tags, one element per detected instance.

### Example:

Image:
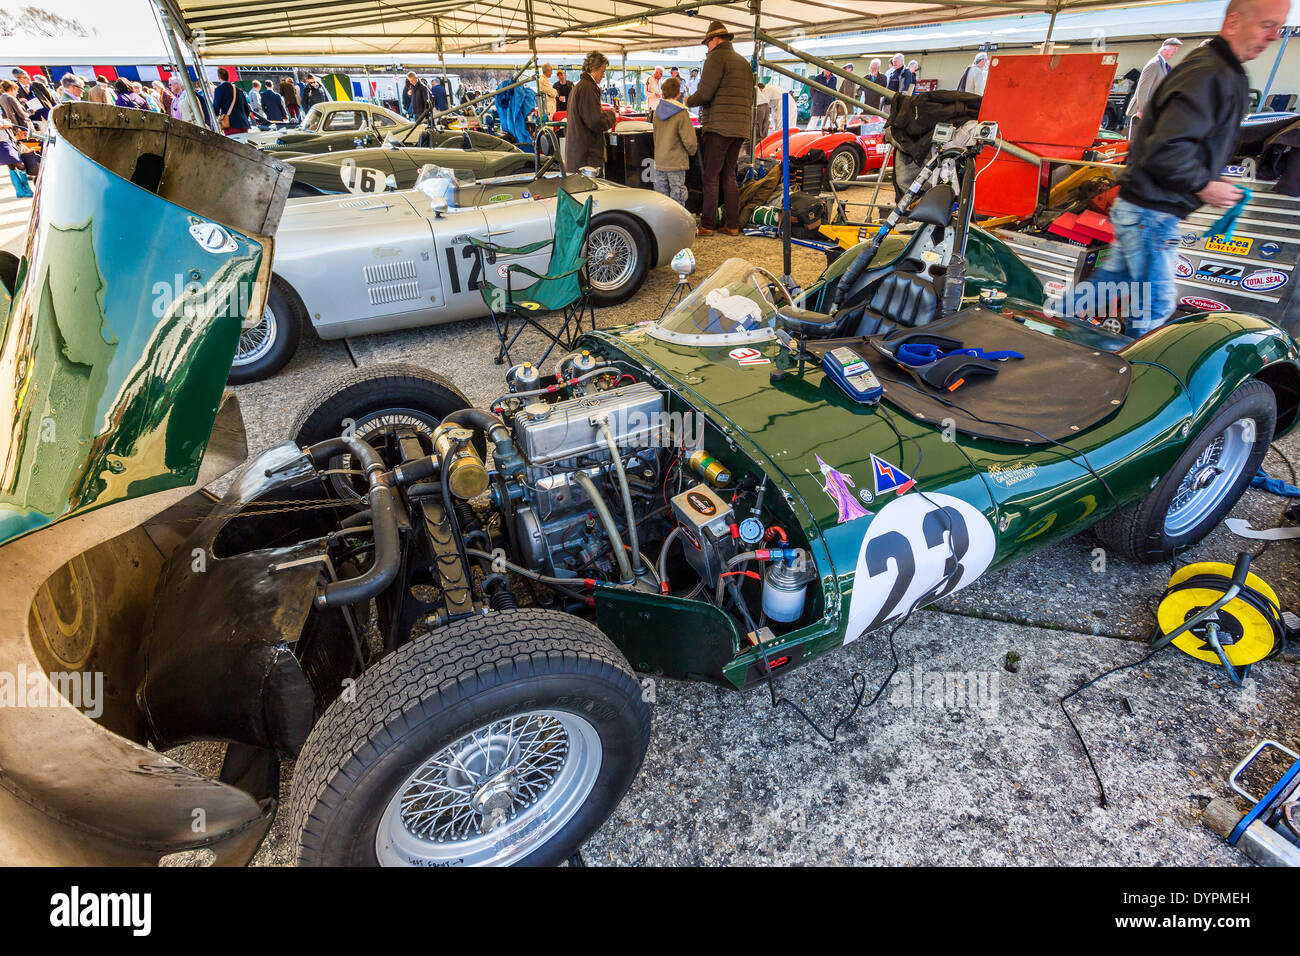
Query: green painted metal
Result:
<box><xmin>595</xmin><ymin>586</ymin><xmax>741</xmax><ymax>684</ymax></box>
<box><xmin>0</xmin><ymin>119</ymin><xmax>269</xmax><ymax>546</ymax></box>
<box><xmin>578</xmin><ymin>277</ymin><xmax>1300</xmax><ymax>689</ymax></box>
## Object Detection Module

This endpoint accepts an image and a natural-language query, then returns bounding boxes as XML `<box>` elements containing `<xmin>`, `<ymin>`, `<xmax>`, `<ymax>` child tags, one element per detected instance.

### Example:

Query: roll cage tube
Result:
<box><xmin>829</xmin><ymin>143</ymin><xmax>972</xmax><ymax>314</ymax></box>
<box><xmin>305</xmin><ymin>436</ymin><xmax>401</xmax><ymax>609</ymax></box>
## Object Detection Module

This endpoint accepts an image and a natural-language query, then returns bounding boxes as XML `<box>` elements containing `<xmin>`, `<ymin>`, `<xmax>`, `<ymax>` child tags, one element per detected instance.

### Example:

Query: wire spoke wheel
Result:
<box><xmin>1164</xmin><ymin>417</ymin><xmax>1254</xmax><ymax>537</ymax></box>
<box><xmin>830</xmin><ymin>148</ymin><xmax>859</xmax><ymax>184</ymax></box>
<box><xmin>234</xmin><ymin>305</ymin><xmax>277</xmax><ymax>366</ymax></box>
<box><xmin>587</xmin><ymin>223</ymin><xmax>636</xmax><ymax>292</ymax></box>
<box><xmin>376</xmin><ymin>709</ymin><xmax>602</xmax><ymax>866</ymax></box>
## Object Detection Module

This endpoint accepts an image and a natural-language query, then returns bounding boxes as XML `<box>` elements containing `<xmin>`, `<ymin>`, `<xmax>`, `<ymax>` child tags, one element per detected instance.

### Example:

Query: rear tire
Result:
<box><xmin>587</xmin><ymin>212</ymin><xmax>650</xmax><ymax>306</ymax></box>
<box><xmin>228</xmin><ymin>278</ymin><xmax>302</xmax><ymax>385</ymax></box>
<box><xmin>291</xmin><ymin>609</ymin><xmax>651</xmax><ymax>866</ymax></box>
<box><xmin>1092</xmin><ymin>380</ymin><xmax>1275</xmax><ymax>562</ymax></box>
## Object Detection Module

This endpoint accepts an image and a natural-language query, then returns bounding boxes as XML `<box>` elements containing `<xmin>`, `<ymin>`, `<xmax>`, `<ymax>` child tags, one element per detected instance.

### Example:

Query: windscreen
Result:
<box><xmin>647</xmin><ymin>258</ymin><xmax>792</xmax><ymax>347</ymax></box>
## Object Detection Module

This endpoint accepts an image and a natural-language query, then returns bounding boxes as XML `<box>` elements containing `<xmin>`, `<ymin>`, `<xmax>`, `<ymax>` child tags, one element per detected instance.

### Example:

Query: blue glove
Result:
<box><xmin>1251</xmin><ymin>467</ymin><xmax>1300</xmax><ymax>498</ymax></box>
<box><xmin>1201</xmin><ymin>185</ymin><xmax>1252</xmax><ymax>241</ymax></box>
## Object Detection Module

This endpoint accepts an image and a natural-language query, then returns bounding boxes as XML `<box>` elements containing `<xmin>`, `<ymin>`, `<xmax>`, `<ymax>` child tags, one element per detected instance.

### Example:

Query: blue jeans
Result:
<box><xmin>1077</xmin><ymin>196</ymin><xmax>1182</xmax><ymax>335</ymax></box>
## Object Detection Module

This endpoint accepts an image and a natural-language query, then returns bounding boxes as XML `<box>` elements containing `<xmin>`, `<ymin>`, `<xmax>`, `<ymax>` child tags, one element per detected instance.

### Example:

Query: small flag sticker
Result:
<box><xmin>871</xmin><ymin>454</ymin><xmax>914</xmax><ymax>496</ymax></box>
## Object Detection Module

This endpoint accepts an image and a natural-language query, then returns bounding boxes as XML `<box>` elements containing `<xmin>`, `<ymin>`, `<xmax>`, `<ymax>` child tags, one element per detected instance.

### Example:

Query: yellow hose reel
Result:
<box><xmin>1153</xmin><ymin>555</ymin><xmax>1288</xmax><ymax>684</ymax></box>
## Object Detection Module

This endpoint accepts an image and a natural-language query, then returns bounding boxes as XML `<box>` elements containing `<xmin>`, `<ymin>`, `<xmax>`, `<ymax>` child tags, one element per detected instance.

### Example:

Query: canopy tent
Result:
<box><xmin>160</xmin><ymin>0</ymin><xmax>1174</xmax><ymax>58</ymax></box>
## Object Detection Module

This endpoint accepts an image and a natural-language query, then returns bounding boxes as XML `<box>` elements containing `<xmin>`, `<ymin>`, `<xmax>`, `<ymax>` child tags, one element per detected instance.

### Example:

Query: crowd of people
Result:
<box><xmin>44</xmin><ymin>66</ymin><xmax>334</xmax><ymax>136</ymax></box>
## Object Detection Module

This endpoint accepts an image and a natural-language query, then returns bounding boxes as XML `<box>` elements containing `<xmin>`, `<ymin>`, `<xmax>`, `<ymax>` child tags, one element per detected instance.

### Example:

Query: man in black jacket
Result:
<box><xmin>1080</xmin><ymin>0</ymin><xmax>1289</xmax><ymax>334</ymax></box>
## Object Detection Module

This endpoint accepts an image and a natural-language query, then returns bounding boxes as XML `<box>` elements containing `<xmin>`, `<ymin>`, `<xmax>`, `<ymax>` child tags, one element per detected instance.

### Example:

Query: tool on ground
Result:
<box><xmin>1202</xmin><ymin>739</ymin><xmax>1300</xmax><ymax>866</ymax></box>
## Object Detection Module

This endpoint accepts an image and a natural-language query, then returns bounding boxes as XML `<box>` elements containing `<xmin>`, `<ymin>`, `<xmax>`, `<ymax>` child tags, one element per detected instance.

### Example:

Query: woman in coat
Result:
<box><xmin>280</xmin><ymin>78</ymin><xmax>301</xmax><ymax>121</ymax></box>
<box><xmin>0</xmin><ymin>81</ymin><xmax>32</xmax><ymax>138</ymax></box>
<box><xmin>114</xmin><ymin>79</ymin><xmax>149</xmax><ymax>110</ymax></box>
<box><xmin>565</xmin><ymin>51</ymin><xmax>614</xmax><ymax>174</ymax></box>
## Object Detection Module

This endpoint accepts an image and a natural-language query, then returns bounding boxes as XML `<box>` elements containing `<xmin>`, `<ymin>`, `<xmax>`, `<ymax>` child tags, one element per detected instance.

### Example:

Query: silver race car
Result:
<box><xmin>232</xmin><ymin>150</ymin><xmax>697</xmax><ymax>382</ymax></box>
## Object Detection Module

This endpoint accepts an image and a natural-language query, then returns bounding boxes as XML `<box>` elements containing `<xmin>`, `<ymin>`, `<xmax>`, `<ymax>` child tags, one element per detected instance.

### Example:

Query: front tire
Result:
<box><xmin>587</xmin><ymin>213</ymin><xmax>650</xmax><ymax>306</ymax></box>
<box><xmin>228</xmin><ymin>278</ymin><xmax>302</xmax><ymax>385</ymax></box>
<box><xmin>1092</xmin><ymin>380</ymin><xmax>1275</xmax><ymax>562</ymax></box>
<box><xmin>290</xmin><ymin>363</ymin><xmax>477</xmax><ymax>501</ymax></box>
<box><xmin>290</xmin><ymin>609</ymin><xmax>651</xmax><ymax>866</ymax></box>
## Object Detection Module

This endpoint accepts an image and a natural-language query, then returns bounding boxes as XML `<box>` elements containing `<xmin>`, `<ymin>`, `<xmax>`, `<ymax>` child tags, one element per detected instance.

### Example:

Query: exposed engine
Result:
<box><xmin>505</xmin><ymin>378</ymin><xmax>667</xmax><ymax>579</ymax></box>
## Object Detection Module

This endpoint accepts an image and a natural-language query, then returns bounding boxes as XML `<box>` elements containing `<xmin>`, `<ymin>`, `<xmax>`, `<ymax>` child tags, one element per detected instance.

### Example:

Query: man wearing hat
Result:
<box><xmin>1126</xmin><ymin>37</ymin><xmax>1183</xmax><ymax>133</ymax></box>
<box><xmin>687</xmin><ymin>20</ymin><xmax>754</xmax><ymax>237</ymax></box>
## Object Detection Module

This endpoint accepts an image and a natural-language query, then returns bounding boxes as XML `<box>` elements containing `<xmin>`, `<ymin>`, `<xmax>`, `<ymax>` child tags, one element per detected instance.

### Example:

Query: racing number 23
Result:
<box><xmin>844</xmin><ymin>492</ymin><xmax>996</xmax><ymax>644</ymax></box>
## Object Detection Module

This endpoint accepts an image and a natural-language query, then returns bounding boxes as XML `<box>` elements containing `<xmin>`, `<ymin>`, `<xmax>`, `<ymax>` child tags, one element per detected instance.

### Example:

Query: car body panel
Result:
<box><xmin>286</xmin><ymin>140</ymin><xmax>534</xmax><ymax>197</ymax></box>
<box><xmin>0</xmin><ymin>103</ymin><xmax>291</xmax><ymax>864</ymax></box>
<box><xmin>0</xmin><ymin>103</ymin><xmax>289</xmax><ymax>548</ymax></box>
<box><xmin>274</xmin><ymin>172</ymin><xmax>696</xmax><ymax>339</ymax></box>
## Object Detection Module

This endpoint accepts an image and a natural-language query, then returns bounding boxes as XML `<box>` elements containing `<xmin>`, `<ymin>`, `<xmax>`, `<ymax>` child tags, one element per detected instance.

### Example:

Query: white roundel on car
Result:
<box><xmin>339</xmin><ymin>162</ymin><xmax>388</xmax><ymax>194</ymax></box>
<box><xmin>843</xmin><ymin>492</ymin><xmax>996</xmax><ymax>644</ymax></box>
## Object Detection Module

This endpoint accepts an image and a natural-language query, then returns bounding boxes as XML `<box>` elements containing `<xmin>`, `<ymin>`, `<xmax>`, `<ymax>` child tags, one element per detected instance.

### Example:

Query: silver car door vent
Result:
<box><xmin>340</xmin><ymin>198</ymin><xmax>387</xmax><ymax>209</ymax></box>
<box><xmin>364</xmin><ymin>260</ymin><xmax>419</xmax><ymax>284</ymax></box>
<box><xmin>368</xmin><ymin>280</ymin><xmax>421</xmax><ymax>305</ymax></box>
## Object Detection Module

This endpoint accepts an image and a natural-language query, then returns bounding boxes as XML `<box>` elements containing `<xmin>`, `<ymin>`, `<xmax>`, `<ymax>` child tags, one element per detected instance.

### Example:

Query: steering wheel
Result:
<box><xmin>533</xmin><ymin>125</ymin><xmax>565</xmax><ymax>178</ymax></box>
<box><xmin>755</xmin><ymin>266</ymin><xmax>795</xmax><ymax>309</ymax></box>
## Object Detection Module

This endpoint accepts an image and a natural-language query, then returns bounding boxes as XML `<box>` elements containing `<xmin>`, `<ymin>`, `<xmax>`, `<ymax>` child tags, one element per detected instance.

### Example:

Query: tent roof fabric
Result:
<box><xmin>164</xmin><ymin>0</ymin><xmax>1150</xmax><ymax>58</ymax></box>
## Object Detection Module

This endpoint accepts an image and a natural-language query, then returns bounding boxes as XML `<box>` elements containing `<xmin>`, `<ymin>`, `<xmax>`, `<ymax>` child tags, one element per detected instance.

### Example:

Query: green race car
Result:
<box><xmin>3</xmin><ymin>103</ymin><xmax>1297</xmax><ymax>867</ymax></box>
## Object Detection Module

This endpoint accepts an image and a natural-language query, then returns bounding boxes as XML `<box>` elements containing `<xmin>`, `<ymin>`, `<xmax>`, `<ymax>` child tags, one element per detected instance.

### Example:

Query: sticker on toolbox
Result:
<box><xmin>1204</xmin><ymin>234</ymin><xmax>1253</xmax><ymax>256</ymax></box>
<box><xmin>1241</xmin><ymin>269</ymin><xmax>1288</xmax><ymax>293</ymax></box>
<box><xmin>1175</xmin><ymin>255</ymin><xmax>1194</xmax><ymax>278</ymax></box>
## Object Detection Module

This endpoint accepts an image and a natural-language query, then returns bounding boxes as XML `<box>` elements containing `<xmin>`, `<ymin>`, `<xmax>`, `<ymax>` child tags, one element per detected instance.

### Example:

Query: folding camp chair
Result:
<box><xmin>472</xmin><ymin>188</ymin><xmax>597</xmax><ymax>367</ymax></box>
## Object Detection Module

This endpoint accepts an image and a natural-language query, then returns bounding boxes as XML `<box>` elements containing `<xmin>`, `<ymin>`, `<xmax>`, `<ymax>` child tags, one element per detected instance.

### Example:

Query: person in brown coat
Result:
<box><xmin>565</xmin><ymin>51</ymin><xmax>614</xmax><ymax>174</ymax></box>
<box><xmin>280</xmin><ymin>77</ymin><xmax>301</xmax><ymax>120</ymax></box>
<box><xmin>686</xmin><ymin>20</ymin><xmax>754</xmax><ymax>235</ymax></box>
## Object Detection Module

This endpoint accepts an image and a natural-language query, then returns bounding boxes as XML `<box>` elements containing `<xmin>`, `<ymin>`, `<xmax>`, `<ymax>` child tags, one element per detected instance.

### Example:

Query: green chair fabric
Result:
<box><xmin>473</xmin><ymin>188</ymin><xmax>595</xmax><ymax>365</ymax></box>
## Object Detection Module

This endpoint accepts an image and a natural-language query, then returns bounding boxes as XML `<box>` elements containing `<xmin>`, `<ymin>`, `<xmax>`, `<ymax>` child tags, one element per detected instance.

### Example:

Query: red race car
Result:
<box><xmin>756</xmin><ymin>113</ymin><xmax>891</xmax><ymax>185</ymax></box>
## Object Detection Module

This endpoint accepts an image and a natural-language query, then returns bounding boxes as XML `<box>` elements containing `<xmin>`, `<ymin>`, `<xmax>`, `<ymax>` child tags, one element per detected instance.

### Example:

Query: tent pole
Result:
<box><xmin>525</xmin><ymin>0</ymin><xmax>543</xmax><ymax>122</ymax></box>
<box><xmin>435</xmin><ymin>18</ymin><xmax>450</xmax><ymax>98</ymax></box>
<box><xmin>1259</xmin><ymin>28</ymin><xmax>1290</xmax><ymax>108</ymax></box>
<box><xmin>622</xmin><ymin>51</ymin><xmax>629</xmax><ymax>109</ymax></box>
<box><xmin>756</xmin><ymin>30</ymin><xmax>890</xmax><ymax>115</ymax></box>
<box><xmin>151</xmin><ymin>0</ymin><xmax>211</xmax><ymax>131</ymax></box>
<box><xmin>781</xmin><ymin>92</ymin><xmax>791</xmax><ymax>283</ymax></box>
<box><xmin>750</xmin><ymin>0</ymin><xmax>763</xmax><ymax>170</ymax></box>
<box><xmin>450</xmin><ymin>0</ymin><xmax>714</xmax><ymax>56</ymax></box>
<box><xmin>1043</xmin><ymin>1</ymin><xmax>1060</xmax><ymax>55</ymax></box>
<box><xmin>427</xmin><ymin>69</ymin><xmax>535</xmax><ymax>124</ymax></box>
<box><xmin>762</xmin><ymin>58</ymin><xmax>1042</xmax><ymax>168</ymax></box>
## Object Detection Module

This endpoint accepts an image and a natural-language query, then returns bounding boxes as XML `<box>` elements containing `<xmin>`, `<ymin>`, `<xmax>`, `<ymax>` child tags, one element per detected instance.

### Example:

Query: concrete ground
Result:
<box><xmin>6</xmin><ymin>179</ymin><xmax>1298</xmax><ymax>865</ymax></box>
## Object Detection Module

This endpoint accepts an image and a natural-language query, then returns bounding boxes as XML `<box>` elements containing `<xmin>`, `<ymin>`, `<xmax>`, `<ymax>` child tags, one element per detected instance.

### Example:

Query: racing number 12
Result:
<box><xmin>445</xmin><ymin>245</ymin><xmax>483</xmax><ymax>295</ymax></box>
